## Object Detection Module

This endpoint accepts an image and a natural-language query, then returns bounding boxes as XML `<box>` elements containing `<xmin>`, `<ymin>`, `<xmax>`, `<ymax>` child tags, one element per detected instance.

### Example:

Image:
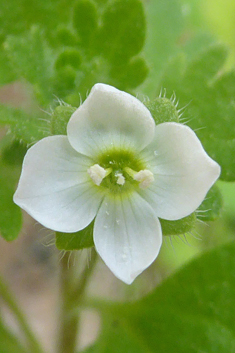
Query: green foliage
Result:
<box><xmin>0</xmin><ymin>317</ymin><xmax>26</xmax><ymax>353</ymax></box>
<box><xmin>0</xmin><ymin>0</ymin><xmax>77</xmax><ymax>44</ymax></box>
<box><xmin>4</xmin><ymin>27</ymin><xmax>55</xmax><ymax>105</ymax></box>
<box><xmin>142</xmin><ymin>0</ymin><xmax>184</xmax><ymax>95</ymax></box>
<box><xmin>110</xmin><ymin>57</ymin><xmax>149</xmax><ymax>89</ymax></box>
<box><xmin>98</xmin><ymin>0</ymin><xmax>146</xmax><ymax>64</ymax></box>
<box><xmin>197</xmin><ymin>185</ymin><xmax>223</xmax><ymax>221</ymax></box>
<box><xmin>55</xmin><ymin>27</ymin><xmax>78</xmax><ymax>47</ymax></box>
<box><xmin>160</xmin><ymin>213</ymin><xmax>196</xmax><ymax>236</ymax></box>
<box><xmin>124</xmin><ymin>57</ymin><xmax>149</xmax><ymax>88</ymax></box>
<box><xmin>0</xmin><ymin>45</ymin><xmax>17</xmax><ymax>86</ymax></box>
<box><xmin>0</xmin><ymin>152</ymin><xmax>22</xmax><ymax>241</ymax></box>
<box><xmin>56</xmin><ymin>222</ymin><xmax>94</xmax><ymax>250</ymax></box>
<box><xmin>1</xmin><ymin>141</ymin><xmax>27</xmax><ymax>166</ymax></box>
<box><xmin>159</xmin><ymin>44</ymin><xmax>235</xmax><ymax>181</ymax></box>
<box><xmin>0</xmin><ymin>105</ymin><xmax>50</xmax><ymax>144</ymax></box>
<box><xmin>55</xmin><ymin>50</ymin><xmax>82</xmax><ymax>71</ymax></box>
<box><xmin>83</xmin><ymin>242</ymin><xmax>235</xmax><ymax>352</ymax></box>
<box><xmin>73</xmin><ymin>0</ymin><xmax>98</xmax><ymax>46</ymax></box>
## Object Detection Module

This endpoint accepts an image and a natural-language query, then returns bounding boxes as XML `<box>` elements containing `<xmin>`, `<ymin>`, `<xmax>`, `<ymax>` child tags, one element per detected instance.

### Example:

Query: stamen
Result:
<box><xmin>134</xmin><ymin>170</ymin><xmax>154</xmax><ymax>189</ymax></box>
<box><xmin>88</xmin><ymin>164</ymin><xmax>111</xmax><ymax>186</ymax></box>
<box><xmin>124</xmin><ymin>167</ymin><xmax>154</xmax><ymax>189</ymax></box>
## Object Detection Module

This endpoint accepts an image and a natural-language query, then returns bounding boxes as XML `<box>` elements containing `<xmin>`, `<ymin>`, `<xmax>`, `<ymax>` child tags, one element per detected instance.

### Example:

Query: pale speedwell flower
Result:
<box><xmin>14</xmin><ymin>84</ymin><xmax>220</xmax><ymax>284</ymax></box>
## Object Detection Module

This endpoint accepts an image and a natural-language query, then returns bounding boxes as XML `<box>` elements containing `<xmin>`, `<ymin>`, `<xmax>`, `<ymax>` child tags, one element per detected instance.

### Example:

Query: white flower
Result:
<box><xmin>13</xmin><ymin>83</ymin><xmax>220</xmax><ymax>284</ymax></box>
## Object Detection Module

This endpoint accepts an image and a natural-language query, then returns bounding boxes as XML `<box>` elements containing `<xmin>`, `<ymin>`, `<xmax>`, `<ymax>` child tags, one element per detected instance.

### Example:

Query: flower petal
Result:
<box><xmin>67</xmin><ymin>83</ymin><xmax>155</xmax><ymax>157</ymax></box>
<box><xmin>94</xmin><ymin>192</ymin><xmax>162</xmax><ymax>284</ymax></box>
<box><xmin>140</xmin><ymin>122</ymin><xmax>221</xmax><ymax>220</ymax></box>
<box><xmin>14</xmin><ymin>136</ymin><xmax>104</xmax><ymax>232</ymax></box>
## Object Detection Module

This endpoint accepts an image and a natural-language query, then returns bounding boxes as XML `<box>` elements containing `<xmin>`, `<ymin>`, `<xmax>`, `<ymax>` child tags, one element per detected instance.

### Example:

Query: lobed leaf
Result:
<box><xmin>73</xmin><ymin>0</ymin><xmax>99</xmax><ymax>46</ymax></box>
<box><xmin>83</xmin><ymin>242</ymin><xmax>235</xmax><ymax>352</ymax></box>
<box><xmin>159</xmin><ymin>44</ymin><xmax>235</xmax><ymax>181</ymax></box>
<box><xmin>4</xmin><ymin>26</ymin><xmax>55</xmax><ymax>105</ymax></box>
<box><xmin>0</xmin><ymin>159</ymin><xmax>22</xmax><ymax>241</ymax></box>
<box><xmin>0</xmin><ymin>104</ymin><xmax>50</xmax><ymax>144</ymax></box>
<box><xmin>98</xmin><ymin>0</ymin><xmax>146</xmax><ymax>64</ymax></box>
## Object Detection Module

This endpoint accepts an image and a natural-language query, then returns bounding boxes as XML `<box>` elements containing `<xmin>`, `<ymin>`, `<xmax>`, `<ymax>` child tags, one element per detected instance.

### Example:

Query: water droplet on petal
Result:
<box><xmin>154</xmin><ymin>150</ymin><xmax>158</xmax><ymax>156</ymax></box>
<box><xmin>116</xmin><ymin>219</ymin><xmax>120</xmax><ymax>225</ymax></box>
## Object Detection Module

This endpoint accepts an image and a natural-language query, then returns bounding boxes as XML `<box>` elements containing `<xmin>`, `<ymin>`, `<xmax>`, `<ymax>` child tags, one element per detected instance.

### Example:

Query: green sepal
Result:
<box><xmin>55</xmin><ymin>222</ymin><xmax>94</xmax><ymax>251</ymax></box>
<box><xmin>196</xmin><ymin>185</ymin><xmax>223</xmax><ymax>221</ymax></box>
<box><xmin>50</xmin><ymin>105</ymin><xmax>76</xmax><ymax>135</ymax></box>
<box><xmin>160</xmin><ymin>213</ymin><xmax>196</xmax><ymax>236</ymax></box>
<box><xmin>55</xmin><ymin>49</ymin><xmax>82</xmax><ymax>71</ymax></box>
<box><xmin>99</xmin><ymin>0</ymin><xmax>146</xmax><ymax>64</ymax></box>
<box><xmin>144</xmin><ymin>97</ymin><xmax>179</xmax><ymax>124</ymax></box>
<box><xmin>73</xmin><ymin>0</ymin><xmax>98</xmax><ymax>46</ymax></box>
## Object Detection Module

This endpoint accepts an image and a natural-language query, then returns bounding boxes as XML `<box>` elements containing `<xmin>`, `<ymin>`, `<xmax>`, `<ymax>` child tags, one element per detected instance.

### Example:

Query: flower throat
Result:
<box><xmin>87</xmin><ymin>149</ymin><xmax>154</xmax><ymax>193</ymax></box>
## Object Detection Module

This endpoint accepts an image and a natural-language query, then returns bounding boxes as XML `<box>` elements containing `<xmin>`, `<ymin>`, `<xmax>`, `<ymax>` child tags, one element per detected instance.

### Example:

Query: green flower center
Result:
<box><xmin>88</xmin><ymin>149</ymin><xmax>154</xmax><ymax>194</ymax></box>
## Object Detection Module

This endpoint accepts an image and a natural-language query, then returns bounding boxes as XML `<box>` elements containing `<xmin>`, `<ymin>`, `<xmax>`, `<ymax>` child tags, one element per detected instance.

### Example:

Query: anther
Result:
<box><xmin>124</xmin><ymin>167</ymin><xmax>154</xmax><ymax>189</ymax></box>
<box><xmin>133</xmin><ymin>170</ymin><xmax>154</xmax><ymax>189</ymax></box>
<box><xmin>88</xmin><ymin>164</ymin><xmax>111</xmax><ymax>186</ymax></box>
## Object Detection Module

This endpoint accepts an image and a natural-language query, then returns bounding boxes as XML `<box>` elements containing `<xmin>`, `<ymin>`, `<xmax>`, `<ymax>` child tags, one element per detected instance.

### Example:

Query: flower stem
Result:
<box><xmin>57</xmin><ymin>248</ymin><xmax>97</xmax><ymax>353</ymax></box>
<box><xmin>0</xmin><ymin>274</ymin><xmax>44</xmax><ymax>353</ymax></box>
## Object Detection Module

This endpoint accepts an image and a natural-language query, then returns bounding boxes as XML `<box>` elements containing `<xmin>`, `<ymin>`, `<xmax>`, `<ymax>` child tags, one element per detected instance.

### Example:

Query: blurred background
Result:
<box><xmin>0</xmin><ymin>0</ymin><xmax>235</xmax><ymax>351</ymax></box>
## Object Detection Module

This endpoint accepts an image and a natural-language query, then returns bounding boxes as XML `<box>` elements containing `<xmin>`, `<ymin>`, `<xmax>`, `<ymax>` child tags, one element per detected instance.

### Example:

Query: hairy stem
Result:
<box><xmin>0</xmin><ymin>274</ymin><xmax>44</xmax><ymax>353</ymax></box>
<box><xmin>57</xmin><ymin>248</ymin><xmax>97</xmax><ymax>353</ymax></box>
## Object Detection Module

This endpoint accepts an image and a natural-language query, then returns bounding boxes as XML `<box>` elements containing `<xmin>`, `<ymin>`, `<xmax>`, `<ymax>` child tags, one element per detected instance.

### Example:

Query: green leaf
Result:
<box><xmin>1</xmin><ymin>140</ymin><xmax>27</xmax><ymax>166</ymax></box>
<box><xmin>55</xmin><ymin>27</ymin><xmax>78</xmax><ymax>47</ymax></box>
<box><xmin>0</xmin><ymin>317</ymin><xmax>26</xmax><ymax>353</ymax></box>
<box><xmin>85</xmin><ymin>242</ymin><xmax>235</xmax><ymax>352</ymax></box>
<box><xmin>0</xmin><ymin>104</ymin><xmax>50</xmax><ymax>144</ymax></box>
<box><xmin>0</xmin><ymin>0</ymin><xmax>77</xmax><ymax>42</ymax></box>
<box><xmin>141</xmin><ymin>0</ymin><xmax>184</xmax><ymax>95</ymax></box>
<box><xmin>4</xmin><ymin>26</ymin><xmax>55</xmax><ymax>105</ymax></box>
<box><xmin>0</xmin><ymin>159</ymin><xmax>22</xmax><ymax>241</ymax></box>
<box><xmin>0</xmin><ymin>44</ymin><xmax>17</xmax><ymax>86</ymax></box>
<box><xmin>110</xmin><ymin>57</ymin><xmax>149</xmax><ymax>89</ymax></box>
<box><xmin>73</xmin><ymin>0</ymin><xmax>99</xmax><ymax>46</ymax></box>
<box><xmin>56</xmin><ymin>221</ymin><xmax>94</xmax><ymax>250</ymax></box>
<box><xmin>159</xmin><ymin>44</ymin><xmax>235</xmax><ymax>181</ymax></box>
<box><xmin>55</xmin><ymin>49</ymin><xmax>82</xmax><ymax>71</ymax></box>
<box><xmin>99</xmin><ymin>0</ymin><xmax>146</xmax><ymax>64</ymax></box>
<box><xmin>184</xmin><ymin>44</ymin><xmax>227</xmax><ymax>84</ymax></box>
<box><xmin>197</xmin><ymin>184</ymin><xmax>223</xmax><ymax>221</ymax></box>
